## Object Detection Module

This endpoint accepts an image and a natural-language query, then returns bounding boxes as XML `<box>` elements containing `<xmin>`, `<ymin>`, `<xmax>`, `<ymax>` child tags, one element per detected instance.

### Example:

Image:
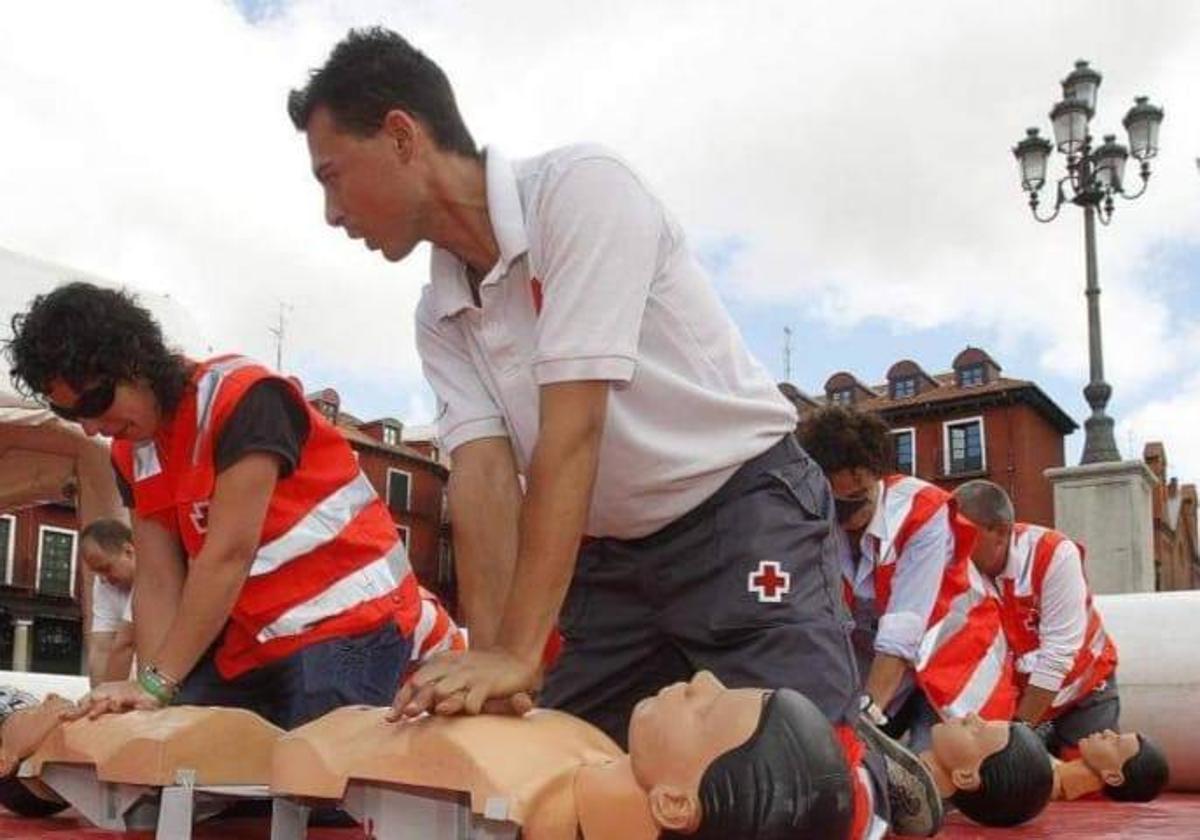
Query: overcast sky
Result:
<box><xmin>2</xmin><ymin>0</ymin><xmax>1198</xmax><ymax>480</ymax></box>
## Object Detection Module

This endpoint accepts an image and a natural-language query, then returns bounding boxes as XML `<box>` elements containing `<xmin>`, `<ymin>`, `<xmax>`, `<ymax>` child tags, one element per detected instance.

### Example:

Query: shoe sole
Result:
<box><xmin>856</xmin><ymin>714</ymin><xmax>944</xmax><ymax>837</ymax></box>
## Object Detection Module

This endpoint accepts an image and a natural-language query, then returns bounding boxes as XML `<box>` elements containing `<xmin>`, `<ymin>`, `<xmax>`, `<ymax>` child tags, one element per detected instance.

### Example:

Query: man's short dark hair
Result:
<box><xmin>665</xmin><ymin>689</ymin><xmax>854</xmax><ymax>840</ymax></box>
<box><xmin>1104</xmin><ymin>734</ymin><xmax>1170</xmax><ymax>802</ymax></box>
<box><xmin>5</xmin><ymin>282</ymin><xmax>189</xmax><ymax>414</ymax></box>
<box><xmin>287</xmin><ymin>27</ymin><xmax>478</xmax><ymax>157</ymax></box>
<box><xmin>950</xmin><ymin>723</ymin><xmax>1054</xmax><ymax>827</ymax></box>
<box><xmin>79</xmin><ymin>518</ymin><xmax>133</xmax><ymax>554</ymax></box>
<box><xmin>796</xmin><ymin>406</ymin><xmax>894</xmax><ymax>476</ymax></box>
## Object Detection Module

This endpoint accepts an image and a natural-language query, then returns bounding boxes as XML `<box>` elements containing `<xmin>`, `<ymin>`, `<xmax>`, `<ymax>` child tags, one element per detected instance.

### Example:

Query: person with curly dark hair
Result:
<box><xmin>797</xmin><ymin>405</ymin><xmax>1019</xmax><ymax>831</ymax></box>
<box><xmin>5</xmin><ymin>282</ymin><xmax>422</xmax><ymax>730</ymax></box>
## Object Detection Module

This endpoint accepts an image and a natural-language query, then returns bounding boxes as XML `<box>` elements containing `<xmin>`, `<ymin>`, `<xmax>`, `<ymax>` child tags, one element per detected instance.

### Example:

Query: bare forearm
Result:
<box><xmin>150</xmin><ymin>550</ymin><xmax>253</xmax><ymax>682</ymax></box>
<box><xmin>87</xmin><ymin>634</ymin><xmax>116</xmax><ymax>688</ymax></box>
<box><xmin>133</xmin><ymin>559</ymin><xmax>184</xmax><ymax>663</ymax></box>
<box><xmin>866</xmin><ymin>653</ymin><xmax>911</xmax><ymax>711</ymax></box>
<box><xmin>495</xmin><ymin>407</ymin><xmax>604</xmax><ymax>663</ymax></box>
<box><xmin>448</xmin><ymin>451</ymin><xmax>521</xmax><ymax>648</ymax></box>
<box><xmin>1016</xmin><ymin>685</ymin><xmax>1056</xmax><ymax>725</ymax></box>
<box><xmin>101</xmin><ymin>628</ymin><xmax>135</xmax><ymax>683</ymax></box>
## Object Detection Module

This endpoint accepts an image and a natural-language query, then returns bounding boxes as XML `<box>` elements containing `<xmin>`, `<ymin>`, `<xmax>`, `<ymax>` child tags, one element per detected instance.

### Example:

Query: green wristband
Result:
<box><xmin>137</xmin><ymin>666</ymin><xmax>177</xmax><ymax>705</ymax></box>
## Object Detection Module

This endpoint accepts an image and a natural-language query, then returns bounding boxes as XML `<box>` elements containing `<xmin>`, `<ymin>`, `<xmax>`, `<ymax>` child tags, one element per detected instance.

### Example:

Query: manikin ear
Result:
<box><xmin>951</xmin><ymin>766</ymin><xmax>983</xmax><ymax>792</ymax></box>
<box><xmin>647</xmin><ymin>784</ymin><xmax>701</xmax><ymax>833</ymax></box>
<box><xmin>1102</xmin><ymin>768</ymin><xmax>1126</xmax><ymax>787</ymax></box>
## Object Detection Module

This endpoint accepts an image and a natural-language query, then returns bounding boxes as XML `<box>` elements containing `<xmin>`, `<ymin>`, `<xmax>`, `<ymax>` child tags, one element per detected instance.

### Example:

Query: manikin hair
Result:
<box><xmin>953</xmin><ymin>480</ymin><xmax>1015</xmax><ymax>527</ymax></box>
<box><xmin>664</xmin><ymin>689</ymin><xmax>855</xmax><ymax>840</ymax></box>
<box><xmin>950</xmin><ymin>722</ymin><xmax>1053</xmax><ymax>827</ymax></box>
<box><xmin>1103</xmin><ymin>734</ymin><xmax>1170</xmax><ymax>802</ymax></box>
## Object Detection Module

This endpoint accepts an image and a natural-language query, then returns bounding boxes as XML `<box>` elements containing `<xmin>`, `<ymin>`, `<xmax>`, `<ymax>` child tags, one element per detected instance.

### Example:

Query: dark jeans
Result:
<box><xmin>541</xmin><ymin>435</ymin><xmax>860</xmax><ymax>748</ymax></box>
<box><xmin>174</xmin><ymin>623</ymin><xmax>409</xmax><ymax>730</ymax></box>
<box><xmin>1042</xmin><ymin>673</ymin><xmax>1121</xmax><ymax>755</ymax></box>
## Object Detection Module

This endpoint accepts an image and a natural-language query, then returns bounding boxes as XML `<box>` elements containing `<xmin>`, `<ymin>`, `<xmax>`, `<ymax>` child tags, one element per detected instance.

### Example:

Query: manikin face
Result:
<box><xmin>929</xmin><ymin>713</ymin><xmax>1012</xmax><ymax>791</ymax></box>
<box><xmin>970</xmin><ymin>522</ymin><xmax>1012</xmax><ymax>578</ymax></box>
<box><xmin>627</xmin><ymin>671</ymin><xmax>766</xmax><ymax>830</ymax></box>
<box><xmin>45</xmin><ymin>379</ymin><xmax>160</xmax><ymax>442</ymax></box>
<box><xmin>80</xmin><ymin>537</ymin><xmax>135</xmax><ymax>589</ymax></box>
<box><xmin>304</xmin><ymin>105</ymin><xmax>428</xmax><ymax>263</ymax></box>
<box><xmin>1078</xmin><ymin>730</ymin><xmax>1140</xmax><ymax>786</ymax></box>
<box><xmin>827</xmin><ymin>468</ymin><xmax>881</xmax><ymax>533</ymax></box>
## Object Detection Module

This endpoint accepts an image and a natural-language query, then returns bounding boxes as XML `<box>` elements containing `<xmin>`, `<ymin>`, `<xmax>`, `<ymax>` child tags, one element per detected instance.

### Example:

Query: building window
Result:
<box><xmin>892</xmin><ymin>429</ymin><xmax>916</xmax><ymax>475</ymax></box>
<box><xmin>830</xmin><ymin>389</ymin><xmax>853</xmax><ymax>405</ymax></box>
<box><xmin>944</xmin><ymin>418</ymin><xmax>985</xmax><ymax>475</ymax></box>
<box><xmin>382</xmin><ymin>425</ymin><xmax>399</xmax><ymax>447</ymax></box>
<box><xmin>36</xmin><ymin>526</ymin><xmax>77</xmax><ymax>597</ymax></box>
<box><xmin>959</xmin><ymin>364</ymin><xmax>986</xmax><ymax>387</ymax></box>
<box><xmin>32</xmin><ymin>617</ymin><xmax>82</xmax><ymax>675</ymax></box>
<box><xmin>0</xmin><ymin>515</ymin><xmax>15</xmax><ymax>585</ymax></box>
<box><xmin>387</xmin><ymin>469</ymin><xmax>412</xmax><ymax>516</ymax></box>
<box><xmin>891</xmin><ymin>377</ymin><xmax>918</xmax><ymax>399</ymax></box>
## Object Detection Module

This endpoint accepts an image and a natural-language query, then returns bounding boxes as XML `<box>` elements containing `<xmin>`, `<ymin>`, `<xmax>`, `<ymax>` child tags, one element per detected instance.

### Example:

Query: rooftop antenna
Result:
<box><xmin>269</xmin><ymin>301</ymin><xmax>294</xmax><ymax>372</ymax></box>
<box><xmin>782</xmin><ymin>326</ymin><xmax>793</xmax><ymax>383</ymax></box>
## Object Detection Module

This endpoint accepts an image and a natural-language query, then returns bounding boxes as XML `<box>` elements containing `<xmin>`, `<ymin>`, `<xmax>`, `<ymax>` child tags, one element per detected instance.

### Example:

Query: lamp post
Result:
<box><xmin>1012</xmin><ymin>60</ymin><xmax>1164</xmax><ymax>465</ymax></box>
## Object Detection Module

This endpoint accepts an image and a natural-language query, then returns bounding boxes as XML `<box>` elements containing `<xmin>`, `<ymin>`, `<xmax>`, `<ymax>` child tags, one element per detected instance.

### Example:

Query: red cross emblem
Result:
<box><xmin>748</xmin><ymin>560</ymin><xmax>791</xmax><ymax>603</ymax></box>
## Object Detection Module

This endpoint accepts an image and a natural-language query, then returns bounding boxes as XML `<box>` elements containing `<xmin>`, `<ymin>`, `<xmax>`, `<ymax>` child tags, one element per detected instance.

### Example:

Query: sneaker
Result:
<box><xmin>856</xmin><ymin>713</ymin><xmax>944</xmax><ymax>836</ymax></box>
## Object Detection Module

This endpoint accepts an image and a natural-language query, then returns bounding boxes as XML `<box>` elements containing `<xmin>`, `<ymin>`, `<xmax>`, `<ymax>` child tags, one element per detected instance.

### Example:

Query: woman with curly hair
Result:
<box><xmin>5</xmin><ymin>282</ymin><xmax>421</xmax><ymax>729</ymax></box>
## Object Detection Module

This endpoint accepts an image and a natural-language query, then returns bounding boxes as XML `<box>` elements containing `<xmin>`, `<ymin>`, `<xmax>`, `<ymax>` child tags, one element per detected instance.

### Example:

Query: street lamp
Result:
<box><xmin>1012</xmin><ymin>60</ymin><xmax>1164</xmax><ymax>465</ymax></box>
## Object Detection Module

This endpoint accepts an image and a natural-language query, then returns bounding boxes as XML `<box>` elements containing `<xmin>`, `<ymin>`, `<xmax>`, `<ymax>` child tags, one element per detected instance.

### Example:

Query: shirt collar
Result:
<box><xmin>864</xmin><ymin>479</ymin><xmax>888</xmax><ymax>544</ymax></box>
<box><xmin>428</xmin><ymin>146</ymin><xmax>529</xmax><ymax>320</ymax></box>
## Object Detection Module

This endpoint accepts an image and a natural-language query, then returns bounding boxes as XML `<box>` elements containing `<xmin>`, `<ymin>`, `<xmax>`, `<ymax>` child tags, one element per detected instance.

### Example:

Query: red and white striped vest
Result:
<box><xmin>915</xmin><ymin>562</ymin><xmax>1018</xmax><ymax>720</ymax></box>
<box><xmin>997</xmin><ymin>523</ymin><xmax>1118</xmax><ymax>717</ymax></box>
<box><xmin>113</xmin><ymin>356</ymin><xmax>421</xmax><ymax>679</ymax></box>
<box><xmin>410</xmin><ymin>586</ymin><xmax>467</xmax><ymax>666</ymax></box>
<box><xmin>844</xmin><ymin>475</ymin><xmax>1014</xmax><ymax>719</ymax></box>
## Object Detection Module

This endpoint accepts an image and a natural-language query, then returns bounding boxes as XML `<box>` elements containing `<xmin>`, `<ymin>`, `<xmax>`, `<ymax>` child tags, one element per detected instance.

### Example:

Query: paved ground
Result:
<box><xmin>2</xmin><ymin>794</ymin><xmax>1197</xmax><ymax>838</ymax></box>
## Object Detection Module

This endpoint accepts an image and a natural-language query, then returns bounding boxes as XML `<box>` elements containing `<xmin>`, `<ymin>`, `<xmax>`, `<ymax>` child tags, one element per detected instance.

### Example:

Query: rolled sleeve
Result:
<box><xmin>416</xmin><ymin>298</ymin><xmax>508</xmax><ymax>453</ymax></box>
<box><xmin>1028</xmin><ymin>540</ymin><xmax>1089</xmax><ymax>692</ymax></box>
<box><xmin>530</xmin><ymin>156</ymin><xmax>664</xmax><ymax>386</ymax></box>
<box><xmin>875</xmin><ymin>506</ymin><xmax>955</xmax><ymax>662</ymax></box>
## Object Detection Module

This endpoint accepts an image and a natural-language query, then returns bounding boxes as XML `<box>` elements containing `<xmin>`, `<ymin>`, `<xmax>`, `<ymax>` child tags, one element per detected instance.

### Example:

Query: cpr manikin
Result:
<box><xmin>1051</xmin><ymin>729</ymin><xmax>1169</xmax><ymax>803</ymax></box>
<box><xmin>272</xmin><ymin>671</ymin><xmax>855</xmax><ymax>840</ymax></box>
<box><xmin>919</xmin><ymin>714</ymin><xmax>1054</xmax><ymax>827</ymax></box>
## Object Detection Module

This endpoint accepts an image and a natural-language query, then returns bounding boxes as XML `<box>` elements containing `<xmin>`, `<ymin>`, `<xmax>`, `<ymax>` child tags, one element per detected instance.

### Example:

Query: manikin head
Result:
<box><xmin>952</xmin><ymin>480</ymin><xmax>1015</xmax><ymax>578</ymax></box>
<box><xmin>627</xmin><ymin>671</ymin><xmax>853</xmax><ymax>839</ymax></box>
<box><xmin>795</xmin><ymin>406</ymin><xmax>893</xmax><ymax>533</ymax></box>
<box><xmin>288</xmin><ymin>27</ymin><xmax>479</xmax><ymax>264</ymax></box>
<box><xmin>932</xmin><ymin>714</ymin><xmax>1053</xmax><ymax>827</ymax></box>
<box><xmin>6</xmin><ymin>282</ymin><xmax>187</xmax><ymax>442</ymax></box>
<box><xmin>1079</xmin><ymin>730</ymin><xmax>1170</xmax><ymax>802</ymax></box>
<box><xmin>79</xmin><ymin>518</ymin><xmax>136</xmax><ymax>589</ymax></box>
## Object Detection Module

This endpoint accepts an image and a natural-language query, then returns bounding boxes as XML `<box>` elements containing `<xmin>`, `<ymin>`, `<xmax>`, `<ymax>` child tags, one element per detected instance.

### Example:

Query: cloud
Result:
<box><xmin>1</xmin><ymin>0</ymin><xmax>1196</xmax><ymax>472</ymax></box>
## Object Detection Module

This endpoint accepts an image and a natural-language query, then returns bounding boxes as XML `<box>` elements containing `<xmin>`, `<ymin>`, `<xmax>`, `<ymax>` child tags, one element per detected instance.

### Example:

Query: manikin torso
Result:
<box><xmin>271</xmin><ymin>706</ymin><xmax>660</xmax><ymax>840</ymax></box>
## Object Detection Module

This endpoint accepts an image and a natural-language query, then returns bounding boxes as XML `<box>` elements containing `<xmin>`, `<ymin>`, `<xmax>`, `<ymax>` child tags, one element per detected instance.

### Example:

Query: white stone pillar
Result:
<box><xmin>12</xmin><ymin>618</ymin><xmax>33</xmax><ymax>672</ymax></box>
<box><xmin>1045</xmin><ymin>460</ymin><xmax>1157</xmax><ymax>594</ymax></box>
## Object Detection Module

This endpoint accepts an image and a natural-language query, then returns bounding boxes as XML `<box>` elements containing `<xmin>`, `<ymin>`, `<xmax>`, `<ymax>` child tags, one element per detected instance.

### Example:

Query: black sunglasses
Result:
<box><xmin>47</xmin><ymin>380</ymin><xmax>117</xmax><ymax>422</ymax></box>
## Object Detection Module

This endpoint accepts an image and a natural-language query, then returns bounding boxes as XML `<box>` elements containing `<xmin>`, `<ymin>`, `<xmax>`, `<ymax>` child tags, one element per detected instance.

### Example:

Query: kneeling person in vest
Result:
<box><xmin>954</xmin><ymin>480</ymin><xmax>1119</xmax><ymax>758</ymax></box>
<box><xmin>798</xmin><ymin>408</ymin><xmax>1016</xmax><ymax>749</ymax></box>
<box><xmin>5</xmin><ymin>282</ymin><xmax>419</xmax><ymax>728</ymax></box>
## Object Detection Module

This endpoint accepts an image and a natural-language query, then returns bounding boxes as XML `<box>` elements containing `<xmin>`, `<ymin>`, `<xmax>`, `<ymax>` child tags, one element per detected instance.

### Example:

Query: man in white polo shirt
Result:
<box><xmin>287</xmin><ymin>24</ymin><xmax>890</xmax><ymax>788</ymax></box>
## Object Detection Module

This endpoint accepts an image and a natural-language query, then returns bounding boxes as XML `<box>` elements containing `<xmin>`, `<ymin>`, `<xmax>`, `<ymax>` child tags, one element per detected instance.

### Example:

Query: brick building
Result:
<box><xmin>788</xmin><ymin>347</ymin><xmax>1078</xmax><ymax>526</ymax></box>
<box><xmin>1143</xmin><ymin>442</ymin><xmax>1199</xmax><ymax>591</ymax></box>
<box><xmin>0</xmin><ymin>500</ymin><xmax>88</xmax><ymax>673</ymax></box>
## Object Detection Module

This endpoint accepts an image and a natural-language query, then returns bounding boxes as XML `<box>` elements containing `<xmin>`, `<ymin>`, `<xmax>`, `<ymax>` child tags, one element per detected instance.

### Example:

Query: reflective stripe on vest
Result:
<box><xmin>916</xmin><ymin>564</ymin><xmax>1016</xmax><ymax>719</ymax></box>
<box><xmin>257</xmin><ymin>545</ymin><xmax>401</xmax><ymax>642</ymax></box>
<box><xmin>250</xmin><ymin>471</ymin><xmax>378</xmax><ymax>578</ymax></box>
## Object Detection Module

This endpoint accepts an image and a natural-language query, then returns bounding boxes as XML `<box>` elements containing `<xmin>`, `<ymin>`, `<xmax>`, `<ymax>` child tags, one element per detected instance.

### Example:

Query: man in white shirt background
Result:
<box><xmin>78</xmin><ymin>519</ymin><xmax>135</xmax><ymax>686</ymax></box>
